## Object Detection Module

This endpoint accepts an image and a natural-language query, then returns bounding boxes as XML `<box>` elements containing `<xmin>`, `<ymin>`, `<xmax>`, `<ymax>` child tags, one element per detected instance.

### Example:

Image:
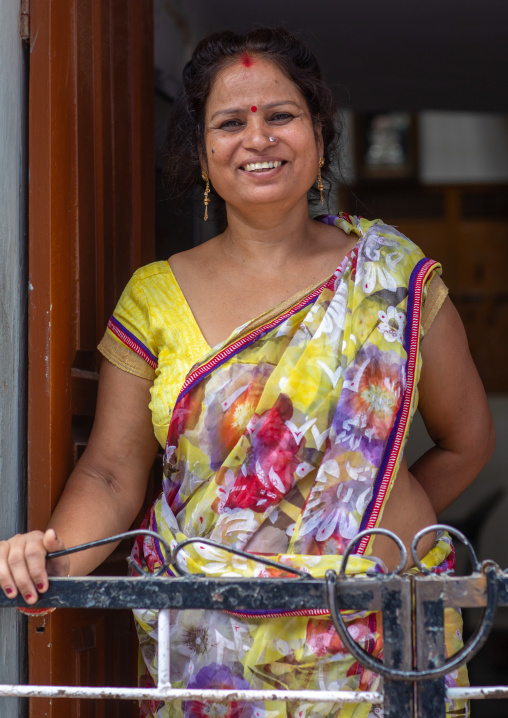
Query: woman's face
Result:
<box><xmin>202</xmin><ymin>57</ymin><xmax>323</xmax><ymax>212</ymax></box>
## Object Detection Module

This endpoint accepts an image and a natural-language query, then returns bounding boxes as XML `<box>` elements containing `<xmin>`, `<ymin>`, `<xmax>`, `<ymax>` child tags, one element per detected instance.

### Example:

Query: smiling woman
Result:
<box><xmin>0</xmin><ymin>26</ymin><xmax>493</xmax><ymax>718</ymax></box>
<box><xmin>165</xmin><ymin>28</ymin><xmax>337</xmax><ymax>213</ymax></box>
<box><xmin>201</xmin><ymin>59</ymin><xmax>322</xmax><ymax>213</ymax></box>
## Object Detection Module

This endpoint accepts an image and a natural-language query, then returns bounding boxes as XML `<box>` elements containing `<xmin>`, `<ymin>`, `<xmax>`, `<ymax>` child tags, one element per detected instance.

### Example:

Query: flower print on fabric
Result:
<box><xmin>166</xmin><ymin>380</ymin><xmax>205</xmax><ymax>450</ymax></box>
<box><xmin>200</xmin><ymin>364</ymin><xmax>274</xmax><ymax>471</ymax></box>
<box><xmin>305</xmin><ymin>612</ymin><xmax>381</xmax><ymax>664</ymax></box>
<box><xmin>334</xmin><ymin>343</ymin><xmax>404</xmax><ymax>466</ymax></box>
<box><xmin>168</xmin><ymin>609</ymin><xmax>254</xmax><ymax>685</ymax></box>
<box><xmin>377</xmin><ymin>306</ymin><xmax>406</xmax><ymax>344</ymax></box>
<box><xmin>132</xmin><ymin>215</ymin><xmax>469</xmax><ymax>718</ymax></box>
<box><xmin>305</xmin><ymin>619</ymin><xmax>345</xmax><ymax>657</ymax></box>
<box><xmin>222</xmin><ymin>395</ymin><xmax>302</xmax><ymax>514</ymax></box>
<box><xmin>184</xmin><ymin>663</ymin><xmax>261</xmax><ymax>718</ymax></box>
<box><xmin>295</xmin><ymin>451</ymin><xmax>376</xmax><ymax>555</ymax></box>
<box><xmin>357</xmin><ymin>225</ymin><xmax>414</xmax><ymax>295</ymax></box>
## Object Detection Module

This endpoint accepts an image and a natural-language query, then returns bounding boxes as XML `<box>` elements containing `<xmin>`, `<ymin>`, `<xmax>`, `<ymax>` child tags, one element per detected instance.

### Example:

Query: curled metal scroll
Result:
<box><xmin>326</xmin><ymin>526</ymin><xmax>499</xmax><ymax>680</ymax></box>
<box><xmin>411</xmin><ymin>523</ymin><xmax>480</xmax><ymax>574</ymax></box>
<box><xmin>340</xmin><ymin>527</ymin><xmax>408</xmax><ymax>578</ymax></box>
<box><xmin>172</xmin><ymin>536</ymin><xmax>308</xmax><ymax>578</ymax></box>
<box><xmin>46</xmin><ymin>529</ymin><xmax>173</xmax><ymax>578</ymax></box>
<box><xmin>47</xmin><ymin>530</ymin><xmax>307</xmax><ymax>579</ymax></box>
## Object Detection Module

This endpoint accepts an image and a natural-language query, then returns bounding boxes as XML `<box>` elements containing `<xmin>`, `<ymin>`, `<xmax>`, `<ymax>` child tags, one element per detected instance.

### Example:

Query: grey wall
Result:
<box><xmin>0</xmin><ymin>0</ymin><xmax>28</xmax><ymax>714</ymax></box>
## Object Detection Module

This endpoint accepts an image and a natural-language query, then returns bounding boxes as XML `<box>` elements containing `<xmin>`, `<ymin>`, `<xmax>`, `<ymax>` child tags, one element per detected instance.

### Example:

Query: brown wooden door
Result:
<box><xmin>27</xmin><ymin>2</ymin><xmax>154</xmax><ymax>716</ymax></box>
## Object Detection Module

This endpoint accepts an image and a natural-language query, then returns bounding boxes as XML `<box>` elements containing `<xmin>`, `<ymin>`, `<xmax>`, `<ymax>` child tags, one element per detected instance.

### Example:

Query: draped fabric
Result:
<box><xmin>132</xmin><ymin>216</ymin><xmax>468</xmax><ymax>717</ymax></box>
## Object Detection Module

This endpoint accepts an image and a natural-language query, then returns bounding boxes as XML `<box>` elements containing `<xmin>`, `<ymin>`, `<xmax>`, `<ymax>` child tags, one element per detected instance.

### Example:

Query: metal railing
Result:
<box><xmin>0</xmin><ymin>525</ymin><xmax>507</xmax><ymax>717</ymax></box>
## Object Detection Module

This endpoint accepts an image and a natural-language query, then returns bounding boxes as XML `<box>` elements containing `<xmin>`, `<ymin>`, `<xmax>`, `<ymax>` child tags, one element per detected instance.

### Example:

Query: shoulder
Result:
<box><xmin>360</xmin><ymin>218</ymin><xmax>424</xmax><ymax>257</ymax></box>
<box><xmin>123</xmin><ymin>260</ymin><xmax>182</xmax><ymax>305</ymax></box>
<box><xmin>326</xmin><ymin>213</ymin><xmax>425</xmax><ymax>258</ymax></box>
<box><xmin>128</xmin><ymin>260</ymin><xmax>172</xmax><ymax>288</ymax></box>
<box><xmin>113</xmin><ymin>260</ymin><xmax>185</xmax><ymax>320</ymax></box>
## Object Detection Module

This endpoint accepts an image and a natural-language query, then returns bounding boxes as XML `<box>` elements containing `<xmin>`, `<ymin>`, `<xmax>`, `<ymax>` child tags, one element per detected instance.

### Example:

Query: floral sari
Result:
<box><xmin>132</xmin><ymin>215</ymin><xmax>468</xmax><ymax>718</ymax></box>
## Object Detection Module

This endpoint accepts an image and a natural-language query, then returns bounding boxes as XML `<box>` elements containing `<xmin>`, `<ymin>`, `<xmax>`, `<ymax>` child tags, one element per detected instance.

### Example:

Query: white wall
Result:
<box><xmin>420</xmin><ymin>112</ymin><xmax>508</xmax><ymax>184</ymax></box>
<box><xmin>0</xmin><ymin>0</ymin><xmax>28</xmax><ymax>713</ymax></box>
<box><xmin>340</xmin><ymin>110</ymin><xmax>508</xmax><ymax>185</ymax></box>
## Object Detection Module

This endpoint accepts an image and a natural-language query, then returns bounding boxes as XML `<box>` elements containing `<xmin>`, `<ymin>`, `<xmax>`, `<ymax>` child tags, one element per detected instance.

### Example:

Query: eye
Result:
<box><xmin>270</xmin><ymin>112</ymin><xmax>294</xmax><ymax>124</ymax></box>
<box><xmin>218</xmin><ymin>119</ymin><xmax>244</xmax><ymax>131</ymax></box>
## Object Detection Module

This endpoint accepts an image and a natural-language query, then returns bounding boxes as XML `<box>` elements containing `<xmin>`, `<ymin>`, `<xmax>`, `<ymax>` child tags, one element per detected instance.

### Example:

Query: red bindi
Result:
<box><xmin>251</xmin><ymin>106</ymin><xmax>257</xmax><ymax>112</ymax></box>
<box><xmin>241</xmin><ymin>51</ymin><xmax>254</xmax><ymax>67</ymax></box>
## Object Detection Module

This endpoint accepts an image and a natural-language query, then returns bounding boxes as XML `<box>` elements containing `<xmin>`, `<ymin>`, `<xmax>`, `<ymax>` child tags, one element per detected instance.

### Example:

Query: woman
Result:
<box><xmin>0</xmin><ymin>28</ymin><xmax>494</xmax><ymax>718</ymax></box>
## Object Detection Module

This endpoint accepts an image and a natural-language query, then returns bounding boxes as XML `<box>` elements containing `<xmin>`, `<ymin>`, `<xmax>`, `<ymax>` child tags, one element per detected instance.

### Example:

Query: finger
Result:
<box><xmin>8</xmin><ymin>535</ymin><xmax>41</xmax><ymax>605</ymax></box>
<box><xmin>25</xmin><ymin>532</ymin><xmax>53</xmax><ymax>594</ymax></box>
<box><xmin>0</xmin><ymin>540</ymin><xmax>18</xmax><ymax>599</ymax></box>
<box><xmin>43</xmin><ymin>529</ymin><xmax>70</xmax><ymax>579</ymax></box>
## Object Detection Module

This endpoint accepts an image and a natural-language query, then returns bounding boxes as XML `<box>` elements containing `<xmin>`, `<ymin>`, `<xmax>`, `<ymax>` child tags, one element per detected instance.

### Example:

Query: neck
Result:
<box><xmin>220</xmin><ymin>198</ymin><xmax>323</xmax><ymax>269</ymax></box>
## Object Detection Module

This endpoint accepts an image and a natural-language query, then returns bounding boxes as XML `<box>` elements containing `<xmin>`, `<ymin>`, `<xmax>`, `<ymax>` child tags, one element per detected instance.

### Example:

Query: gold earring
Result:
<box><xmin>317</xmin><ymin>157</ymin><xmax>325</xmax><ymax>205</ymax></box>
<box><xmin>202</xmin><ymin>172</ymin><xmax>210</xmax><ymax>221</ymax></box>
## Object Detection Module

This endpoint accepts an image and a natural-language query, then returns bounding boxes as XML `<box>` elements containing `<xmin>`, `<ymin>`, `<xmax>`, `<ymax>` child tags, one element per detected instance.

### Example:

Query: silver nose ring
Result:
<box><xmin>269</xmin><ymin>136</ymin><xmax>276</xmax><ymax>143</ymax></box>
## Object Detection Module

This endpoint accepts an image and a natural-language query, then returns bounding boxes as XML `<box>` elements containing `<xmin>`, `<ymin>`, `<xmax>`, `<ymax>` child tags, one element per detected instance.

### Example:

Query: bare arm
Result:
<box><xmin>410</xmin><ymin>296</ymin><xmax>495</xmax><ymax>514</ymax></box>
<box><xmin>0</xmin><ymin>359</ymin><xmax>159</xmax><ymax>604</ymax></box>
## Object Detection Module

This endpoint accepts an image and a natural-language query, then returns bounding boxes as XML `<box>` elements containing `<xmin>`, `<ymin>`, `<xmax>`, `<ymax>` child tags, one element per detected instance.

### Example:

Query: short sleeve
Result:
<box><xmin>98</xmin><ymin>271</ymin><xmax>158</xmax><ymax>381</ymax></box>
<box><xmin>421</xmin><ymin>273</ymin><xmax>449</xmax><ymax>335</ymax></box>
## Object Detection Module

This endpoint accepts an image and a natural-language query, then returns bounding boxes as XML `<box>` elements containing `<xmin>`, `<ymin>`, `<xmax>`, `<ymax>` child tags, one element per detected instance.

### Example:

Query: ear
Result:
<box><xmin>199</xmin><ymin>154</ymin><xmax>208</xmax><ymax>178</ymax></box>
<box><xmin>197</xmin><ymin>132</ymin><xmax>208</xmax><ymax>176</ymax></box>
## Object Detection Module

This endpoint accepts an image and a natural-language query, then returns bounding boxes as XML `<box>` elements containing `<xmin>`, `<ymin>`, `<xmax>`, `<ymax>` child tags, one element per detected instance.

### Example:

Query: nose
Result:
<box><xmin>241</xmin><ymin>117</ymin><xmax>274</xmax><ymax>151</ymax></box>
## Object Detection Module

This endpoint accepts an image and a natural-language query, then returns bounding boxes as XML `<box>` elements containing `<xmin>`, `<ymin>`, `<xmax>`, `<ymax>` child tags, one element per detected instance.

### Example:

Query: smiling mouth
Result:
<box><xmin>241</xmin><ymin>160</ymin><xmax>286</xmax><ymax>173</ymax></box>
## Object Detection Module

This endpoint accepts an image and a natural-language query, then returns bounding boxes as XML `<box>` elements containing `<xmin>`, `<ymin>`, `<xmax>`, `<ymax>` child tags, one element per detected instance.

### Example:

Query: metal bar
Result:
<box><xmin>0</xmin><ymin>685</ymin><xmax>383</xmax><ymax>702</ymax></box>
<box><xmin>381</xmin><ymin>578</ymin><xmax>414</xmax><ymax>718</ymax></box>
<box><xmin>1</xmin><ymin>566</ymin><xmax>506</xmax><ymax>709</ymax></box>
<box><xmin>414</xmin><ymin>577</ymin><xmax>446</xmax><ymax>718</ymax></box>
<box><xmin>1</xmin><ymin>573</ymin><xmax>507</xmax><ymax>611</ymax></box>
<box><xmin>1</xmin><ymin>683</ymin><xmax>507</xmax><ymax>702</ymax></box>
<box><xmin>448</xmin><ymin>686</ymin><xmax>508</xmax><ymax>700</ymax></box>
<box><xmin>157</xmin><ymin>608</ymin><xmax>171</xmax><ymax>688</ymax></box>
<box><xmin>0</xmin><ymin>575</ymin><xmax>381</xmax><ymax>611</ymax></box>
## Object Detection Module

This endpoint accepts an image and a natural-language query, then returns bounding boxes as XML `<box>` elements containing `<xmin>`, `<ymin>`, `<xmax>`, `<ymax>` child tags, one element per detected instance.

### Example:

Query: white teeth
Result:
<box><xmin>244</xmin><ymin>160</ymin><xmax>282</xmax><ymax>172</ymax></box>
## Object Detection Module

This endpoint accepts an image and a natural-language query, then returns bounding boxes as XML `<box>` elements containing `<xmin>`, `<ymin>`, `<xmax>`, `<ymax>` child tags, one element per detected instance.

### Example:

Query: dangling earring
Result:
<box><xmin>202</xmin><ymin>172</ymin><xmax>210</xmax><ymax>221</ymax></box>
<box><xmin>317</xmin><ymin>157</ymin><xmax>325</xmax><ymax>205</ymax></box>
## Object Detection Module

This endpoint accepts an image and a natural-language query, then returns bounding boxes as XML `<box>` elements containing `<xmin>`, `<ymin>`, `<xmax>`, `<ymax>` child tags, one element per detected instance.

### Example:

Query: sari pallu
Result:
<box><xmin>133</xmin><ymin>215</ymin><xmax>468</xmax><ymax>718</ymax></box>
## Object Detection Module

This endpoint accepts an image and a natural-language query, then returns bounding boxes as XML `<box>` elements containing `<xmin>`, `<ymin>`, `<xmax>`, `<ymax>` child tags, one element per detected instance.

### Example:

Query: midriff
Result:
<box><xmin>246</xmin><ymin>457</ymin><xmax>437</xmax><ymax>572</ymax></box>
<box><xmin>373</xmin><ymin>457</ymin><xmax>437</xmax><ymax>571</ymax></box>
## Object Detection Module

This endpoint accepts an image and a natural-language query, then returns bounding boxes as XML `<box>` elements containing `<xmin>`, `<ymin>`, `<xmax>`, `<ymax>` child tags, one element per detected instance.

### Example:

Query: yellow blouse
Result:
<box><xmin>98</xmin><ymin>262</ymin><xmax>209</xmax><ymax>447</ymax></box>
<box><xmin>98</xmin><ymin>260</ymin><xmax>447</xmax><ymax>449</ymax></box>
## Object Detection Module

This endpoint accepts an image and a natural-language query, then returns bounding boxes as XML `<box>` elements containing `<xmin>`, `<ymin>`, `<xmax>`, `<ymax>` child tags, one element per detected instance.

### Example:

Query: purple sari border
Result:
<box><xmin>356</xmin><ymin>258</ymin><xmax>439</xmax><ymax>554</ymax></box>
<box><xmin>108</xmin><ymin>316</ymin><xmax>158</xmax><ymax>368</ymax></box>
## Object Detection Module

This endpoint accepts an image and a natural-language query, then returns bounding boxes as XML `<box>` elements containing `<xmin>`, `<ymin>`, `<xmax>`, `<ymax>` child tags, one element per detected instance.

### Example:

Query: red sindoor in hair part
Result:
<box><xmin>241</xmin><ymin>51</ymin><xmax>254</xmax><ymax>67</ymax></box>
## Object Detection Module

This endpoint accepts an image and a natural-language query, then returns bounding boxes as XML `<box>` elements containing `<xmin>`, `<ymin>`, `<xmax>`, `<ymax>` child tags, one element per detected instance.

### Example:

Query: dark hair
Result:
<box><xmin>164</xmin><ymin>27</ymin><xmax>339</xmax><ymax>207</ymax></box>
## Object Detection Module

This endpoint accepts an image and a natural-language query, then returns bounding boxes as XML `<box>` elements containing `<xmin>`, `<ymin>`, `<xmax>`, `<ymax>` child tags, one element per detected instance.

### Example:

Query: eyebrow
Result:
<box><xmin>209</xmin><ymin>100</ymin><xmax>302</xmax><ymax>122</ymax></box>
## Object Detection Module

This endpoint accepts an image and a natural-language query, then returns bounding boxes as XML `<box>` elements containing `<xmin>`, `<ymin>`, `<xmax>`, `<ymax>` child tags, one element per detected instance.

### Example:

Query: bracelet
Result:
<box><xmin>17</xmin><ymin>574</ymin><xmax>70</xmax><ymax>616</ymax></box>
<box><xmin>17</xmin><ymin>606</ymin><xmax>56</xmax><ymax>616</ymax></box>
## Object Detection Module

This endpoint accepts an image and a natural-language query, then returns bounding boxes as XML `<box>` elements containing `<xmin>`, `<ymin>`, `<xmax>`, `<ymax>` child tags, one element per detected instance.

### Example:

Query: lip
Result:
<box><xmin>238</xmin><ymin>155</ymin><xmax>287</xmax><ymax>174</ymax></box>
<box><xmin>238</xmin><ymin>156</ymin><xmax>288</xmax><ymax>176</ymax></box>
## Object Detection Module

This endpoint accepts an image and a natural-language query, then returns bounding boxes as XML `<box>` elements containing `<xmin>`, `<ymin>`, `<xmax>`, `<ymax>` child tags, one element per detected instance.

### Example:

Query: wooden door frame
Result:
<box><xmin>27</xmin><ymin>1</ymin><xmax>154</xmax><ymax>715</ymax></box>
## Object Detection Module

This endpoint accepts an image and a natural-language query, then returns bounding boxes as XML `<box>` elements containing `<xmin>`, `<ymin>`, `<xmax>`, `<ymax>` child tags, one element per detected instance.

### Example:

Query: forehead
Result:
<box><xmin>205</xmin><ymin>58</ymin><xmax>306</xmax><ymax>117</ymax></box>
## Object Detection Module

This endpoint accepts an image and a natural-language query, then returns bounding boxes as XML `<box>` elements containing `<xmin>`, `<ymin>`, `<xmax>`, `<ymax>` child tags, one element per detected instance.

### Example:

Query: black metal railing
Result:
<box><xmin>0</xmin><ymin>525</ymin><xmax>507</xmax><ymax>717</ymax></box>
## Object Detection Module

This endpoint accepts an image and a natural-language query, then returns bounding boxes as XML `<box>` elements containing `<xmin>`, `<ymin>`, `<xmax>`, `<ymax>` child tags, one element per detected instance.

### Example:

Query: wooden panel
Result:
<box><xmin>453</xmin><ymin>294</ymin><xmax>508</xmax><ymax>392</ymax></box>
<box><xmin>28</xmin><ymin>1</ymin><xmax>154</xmax><ymax>716</ymax></box>
<box><xmin>456</xmin><ymin>220</ymin><xmax>508</xmax><ymax>293</ymax></box>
